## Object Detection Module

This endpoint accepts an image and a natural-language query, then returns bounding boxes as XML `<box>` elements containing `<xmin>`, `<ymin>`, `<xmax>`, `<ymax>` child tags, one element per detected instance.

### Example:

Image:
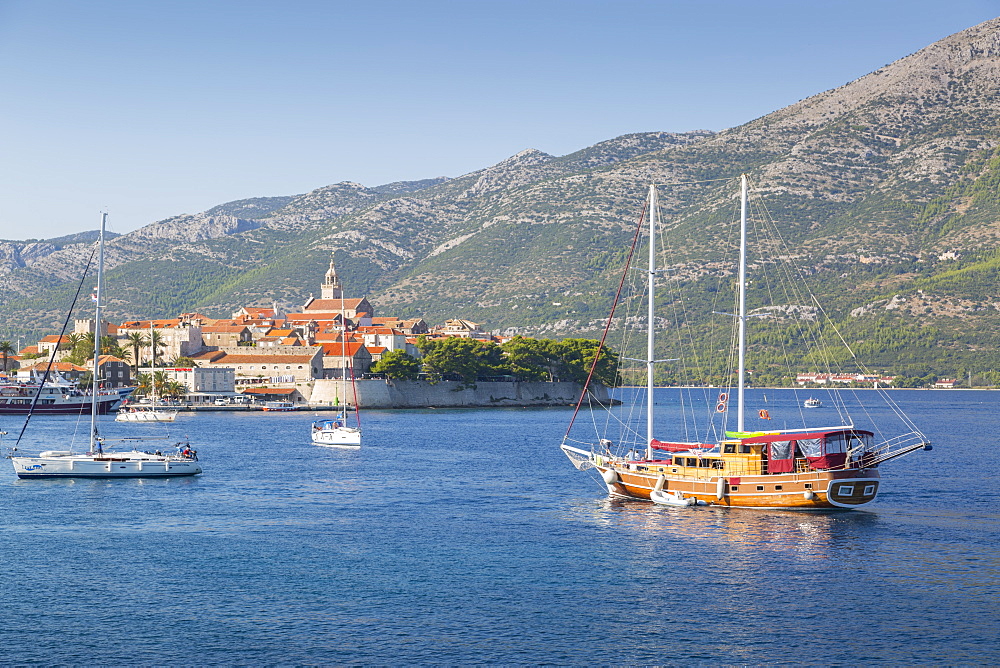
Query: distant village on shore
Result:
<box><xmin>0</xmin><ymin>254</ymin><xmax>962</xmax><ymax>404</ymax></box>
<box><xmin>0</xmin><ymin>255</ymin><xmax>521</xmax><ymax>405</ymax></box>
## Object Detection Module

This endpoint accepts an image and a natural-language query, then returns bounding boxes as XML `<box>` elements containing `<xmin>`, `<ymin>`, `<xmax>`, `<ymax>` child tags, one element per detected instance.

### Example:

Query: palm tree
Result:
<box><xmin>100</xmin><ymin>335</ymin><xmax>125</xmax><ymax>358</ymax></box>
<box><xmin>125</xmin><ymin>332</ymin><xmax>148</xmax><ymax>372</ymax></box>
<box><xmin>0</xmin><ymin>340</ymin><xmax>14</xmax><ymax>373</ymax></box>
<box><xmin>149</xmin><ymin>330</ymin><xmax>164</xmax><ymax>367</ymax></box>
<box><xmin>65</xmin><ymin>333</ymin><xmax>83</xmax><ymax>351</ymax></box>
<box><xmin>136</xmin><ymin>372</ymin><xmax>153</xmax><ymax>397</ymax></box>
<box><xmin>152</xmin><ymin>370</ymin><xmax>168</xmax><ymax>399</ymax></box>
<box><xmin>161</xmin><ymin>379</ymin><xmax>185</xmax><ymax>400</ymax></box>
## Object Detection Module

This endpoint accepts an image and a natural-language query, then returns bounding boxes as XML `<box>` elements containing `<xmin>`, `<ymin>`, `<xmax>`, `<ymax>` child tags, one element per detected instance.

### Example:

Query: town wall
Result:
<box><xmin>307</xmin><ymin>379</ymin><xmax>607</xmax><ymax>408</ymax></box>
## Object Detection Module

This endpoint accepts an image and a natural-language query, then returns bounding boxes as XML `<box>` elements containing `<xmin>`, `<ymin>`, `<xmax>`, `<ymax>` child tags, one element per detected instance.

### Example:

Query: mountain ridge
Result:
<box><xmin>4</xmin><ymin>17</ymin><xmax>1000</xmax><ymax>380</ymax></box>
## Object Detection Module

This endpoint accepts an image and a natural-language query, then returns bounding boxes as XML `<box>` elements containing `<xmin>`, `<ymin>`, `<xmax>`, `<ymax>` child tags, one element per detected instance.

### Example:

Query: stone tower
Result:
<box><xmin>321</xmin><ymin>253</ymin><xmax>343</xmax><ymax>300</ymax></box>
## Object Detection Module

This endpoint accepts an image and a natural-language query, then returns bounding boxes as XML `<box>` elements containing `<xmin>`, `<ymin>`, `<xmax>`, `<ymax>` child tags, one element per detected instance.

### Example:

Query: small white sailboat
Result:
<box><xmin>311</xmin><ymin>417</ymin><xmax>362</xmax><ymax>447</ymax></box>
<box><xmin>8</xmin><ymin>213</ymin><xmax>202</xmax><ymax>479</ymax></box>
<box><xmin>311</xmin><ymin>275</ymin><xmax>362</xmax><ymax>447</ymax></box>
<box><xmin>116</xmin><ymin>324</ymin><xmax>178</xmax><ymax>422</ymax></box>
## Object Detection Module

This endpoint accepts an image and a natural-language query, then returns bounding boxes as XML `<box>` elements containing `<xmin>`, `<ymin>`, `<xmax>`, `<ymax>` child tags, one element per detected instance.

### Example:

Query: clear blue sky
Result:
<box><xmin>1</xmin><ymin>0</ymin><xmax>996</xmax><ymax>239</ymax></box>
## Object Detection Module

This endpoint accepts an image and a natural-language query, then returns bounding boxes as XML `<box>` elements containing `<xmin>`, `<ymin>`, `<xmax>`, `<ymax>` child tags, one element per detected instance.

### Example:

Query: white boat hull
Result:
<box><xmin>10</xmin><ymin>451</ymin><xmax>202</xmax><ymax>478</ymax></box>
<box><xmin>311</xmin><ymin>426</ymin><xmax>362</xmax><ymax>447</ymax></box>
<box><xmin>115</xmin><ymin>409</ymin><xmax>178</xmax><ymax>422</ymax></box>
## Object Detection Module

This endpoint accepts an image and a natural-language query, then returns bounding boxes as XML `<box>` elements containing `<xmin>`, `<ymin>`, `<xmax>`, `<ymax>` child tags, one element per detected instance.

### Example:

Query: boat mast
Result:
<box><xmin>341</xmin><ymin>278</ymin><xmax>347</xmax><ymax>414</ymax></box>
<box><xmin>149</xmin><ymin>321</ymin><xmax>157</xmax><ymax>409</ymax></box>
<box><xmin>737</xmin><ymin>174</ymin><xmax>748</xmax><ymax>433</ymax></box>
<box><xmin>646</xmin><ymin>185</ymin><xmax>657</xmax><ymax>459</ymax></box>
<box><xmin>91</xmin><ymin>212</ymin><xmax>107</xmax><ymax>454</ymax></box>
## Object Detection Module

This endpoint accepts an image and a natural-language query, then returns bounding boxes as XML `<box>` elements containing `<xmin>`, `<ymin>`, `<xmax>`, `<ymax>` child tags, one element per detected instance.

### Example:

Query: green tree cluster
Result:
<box><xmin>388</xmin><ymin>335</ymin><xmax>619</xmax><ymax>388</ymax></box>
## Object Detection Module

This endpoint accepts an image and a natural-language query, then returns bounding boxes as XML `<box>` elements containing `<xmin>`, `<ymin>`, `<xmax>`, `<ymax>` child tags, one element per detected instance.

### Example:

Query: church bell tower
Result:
<box><xmin>321</xmin><ymin>253</ymin><xmax>343</xmax><ymax>300</ymax></box>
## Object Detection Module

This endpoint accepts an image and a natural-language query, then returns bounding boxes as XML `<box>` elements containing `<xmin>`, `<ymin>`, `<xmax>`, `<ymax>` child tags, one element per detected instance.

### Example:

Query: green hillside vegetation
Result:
<box><xmin>4</xmin><ymin>20</ymin><xmax>1000</xmax><ymax>385</ymax></box>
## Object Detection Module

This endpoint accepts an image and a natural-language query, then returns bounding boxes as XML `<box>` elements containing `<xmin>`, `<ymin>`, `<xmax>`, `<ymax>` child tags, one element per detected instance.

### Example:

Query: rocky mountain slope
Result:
<box><xmin>4</xmin><ymin>17</ymin><xmax>1000</xmax><ymax>379</ymax></box>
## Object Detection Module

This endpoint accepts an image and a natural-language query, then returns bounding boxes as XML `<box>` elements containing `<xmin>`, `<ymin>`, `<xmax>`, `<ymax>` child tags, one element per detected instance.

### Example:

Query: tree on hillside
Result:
<box><xmin>369</xmin><ymin>349</ymin><xmax>420</xmax><ymax>380</ymax></box>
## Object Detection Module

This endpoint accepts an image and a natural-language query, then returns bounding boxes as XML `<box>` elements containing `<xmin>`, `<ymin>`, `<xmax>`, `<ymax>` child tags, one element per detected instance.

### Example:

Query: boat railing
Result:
<box><xmin>867</xmin><ymin>431</ymin><xmax>932</xmax><ymax>466</ymax></box>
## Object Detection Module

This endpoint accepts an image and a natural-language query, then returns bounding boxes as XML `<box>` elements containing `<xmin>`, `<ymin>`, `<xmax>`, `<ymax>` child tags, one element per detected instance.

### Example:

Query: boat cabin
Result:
<box><xmin>642</xmin><ymin>429</ymin><xmax>874</xmax><ymax>476</ymax></box>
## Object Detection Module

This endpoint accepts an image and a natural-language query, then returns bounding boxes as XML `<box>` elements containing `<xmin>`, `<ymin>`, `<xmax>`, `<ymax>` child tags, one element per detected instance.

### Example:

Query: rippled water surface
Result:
<box><xmin>1</xmin><ymin>389</ymin><xmax>997</xmax><ymax>664</ymax></box>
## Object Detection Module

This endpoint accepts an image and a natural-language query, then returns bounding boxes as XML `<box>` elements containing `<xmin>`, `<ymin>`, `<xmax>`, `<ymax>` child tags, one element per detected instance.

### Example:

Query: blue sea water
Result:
<box><xmin>0</xmin><ymin>389</ymin><xmax>997</xmax><ymax>665</ymax></box>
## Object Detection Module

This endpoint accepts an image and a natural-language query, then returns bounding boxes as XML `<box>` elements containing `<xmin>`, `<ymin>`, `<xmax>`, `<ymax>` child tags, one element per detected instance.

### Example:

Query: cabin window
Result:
<box><xmin>685</xmin><ymin>458</ymin><xmax>698</xmax><ymax>467</ymax></box>
<box><xmin>804</xmin><ymin>483</ymin><xmax>812</xmax><ymax>489</ymax></box>
<box><xmin>864</xmin><ymin>484</ymin><xmax>876</xmax><ymax>495</ymax></box>
<box><xmin>730</xmin><ymin>485</ymin><xmax>739</xmax><ymax>492</ymax></box>
<box><xmin>699</xmin><ymin>459</ymin><xmax>711</xmax><ymax>468</ymax></box>
<box><xmin>723</xmin><ymin>443</ymin><xmax>736</xmax><ymax>454</ymax></box>
<box><xmin>774</xmin><ymin>485</ymin><xmax>783</xmax><ymax>491</ymax></box>
<box><xmin>798</xmin><ymin>438</ymin><xmax>822</xmax><ymax>459</ymax></box>
<box><xmin>839</xmin><ymin>485</ymin><xmax>855</xmax><ymax>496</ymax></box>
<box><xmin>756</xmin><ymin>485</ymin><xmax>764</xmax><ymax>491</ymax></box>
<box><xmin>825</xmin><ymin>433</ymin><xmax>848</xmax><ymax>454</ymax></box>
<box><xmin>671</xmin><ymin>469</ymin><xmax>678</xmax><ymax>473</ymax></box>
<box><xmin>712</xmin><ymin>460</ymin><xmax>725</xmax><ymax>469</ymax></box>
<box><xmin>739</xmin><ymin>444</ymin><xmax>751</xmax><ymax>454</ymax></box>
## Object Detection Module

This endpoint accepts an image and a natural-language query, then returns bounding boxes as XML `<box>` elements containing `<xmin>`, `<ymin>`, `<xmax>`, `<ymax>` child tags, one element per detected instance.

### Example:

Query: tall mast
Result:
<box><xmin>737</xmin><ymin>174</ymin><xmax>748</xmax><ymax>433</ymax></box>
<box><xmin>91</xmin><ymin>212</ymin><xmax>107</xmax><ymax>454</ymax></box>
<box><xmin>341</xmin><ymin>274</ymin><xmax>347</xmax><ymax>411</ymax></box>
<box><xmin>646</xmin><ymin>185</ymin><xmax>657</xmax><ymax>459</ymax></box>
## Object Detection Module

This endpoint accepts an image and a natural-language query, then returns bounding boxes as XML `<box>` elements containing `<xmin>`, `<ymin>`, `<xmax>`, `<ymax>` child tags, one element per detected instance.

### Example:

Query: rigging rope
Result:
<box><xmin>14</xmin><ymin>245</ymin><xmax>98</xmax><ymax>447</ymax></box>
<box><xmin>563</xmin><ymin>198</ymin><xmax>648</xmax><ymax>441</ymax></box>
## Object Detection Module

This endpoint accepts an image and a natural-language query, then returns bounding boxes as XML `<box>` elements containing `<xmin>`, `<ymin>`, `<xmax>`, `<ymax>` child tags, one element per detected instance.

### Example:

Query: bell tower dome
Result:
<box><xmin>321</xmin><ymin>253</ymin><xmax>343</xmax><ymax>300</ymax></box>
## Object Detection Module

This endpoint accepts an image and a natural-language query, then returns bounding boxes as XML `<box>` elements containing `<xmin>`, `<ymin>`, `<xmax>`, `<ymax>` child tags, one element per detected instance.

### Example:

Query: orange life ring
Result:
<box><xmin>759</xmin><ymin>409</ymin><xmax>770</xmax><ymax>420</ymax></box>
<box><xmin>718</xmin><ymin>393</ymin><xmax>728</xmax><ymax>403</ymax></box>
<box><xmin>716</xmin><ymin>402</ymin><xmax>727</xmax><ymax>413</ymax></box>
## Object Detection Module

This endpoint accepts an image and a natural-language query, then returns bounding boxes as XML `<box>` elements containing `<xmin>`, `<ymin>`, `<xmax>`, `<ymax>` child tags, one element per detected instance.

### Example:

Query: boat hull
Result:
<box><xmin>311</xmin><ymin>427</ymin><xmax>362</xmax><ymax>447</ymax></box>
<box><xmin>602</xmin><ymin>465</ymin><xmax>880</xmax><ymax>509</ymax></box>
<box><xmin>115</xmin><ymin>409</ymin><xmax>178</xmax><ymax>422</ymax></box>
<box><xmin>11</xmin><ymin>453</ymin><xmax>202</xmax><ymax>478</ymax></box>
<box><xmin>0</xmin><ymin>397</ymin><xmax>120</xmax><ymax>415</ymax></box>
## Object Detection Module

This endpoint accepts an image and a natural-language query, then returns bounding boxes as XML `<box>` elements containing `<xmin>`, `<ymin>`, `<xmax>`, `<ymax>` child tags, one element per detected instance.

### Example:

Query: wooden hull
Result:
<box><xmin>601</xmin><ymin>465</ymin><xmax>880</xmax><ymax>509</ymax></box>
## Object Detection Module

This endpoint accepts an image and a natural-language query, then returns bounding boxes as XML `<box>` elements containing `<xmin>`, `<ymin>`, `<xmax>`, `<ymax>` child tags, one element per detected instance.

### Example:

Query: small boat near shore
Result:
<box><xmin>0</xmin><ymin>372</ymin><xmax>126</xmax><ymax>415</ymax></box>
<box><xmin>804</xmin><ymin>397</ymin><xmax>822</xmax><ymax>408</ymax></box>
<box><xmin>262</xmin><ymin>401</ymin><xmax>298</xmax><ymax>411</ymax></box>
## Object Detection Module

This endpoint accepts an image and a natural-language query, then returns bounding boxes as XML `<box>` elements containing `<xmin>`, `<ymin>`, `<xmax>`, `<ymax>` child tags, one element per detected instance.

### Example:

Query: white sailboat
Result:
<box><xmin>116</xmin><ymin>323</ymin><xmax>178</xmax><ymax>422</ymax></box>
<box><xmin>312</xmin><ymin>273</ymin><xmax>362</xmax><ymax>447</ymax></box>
<box><xmin>8</xmin><ymin>213</ymin><xmax>202</xmax><ymax>478</ymax></box>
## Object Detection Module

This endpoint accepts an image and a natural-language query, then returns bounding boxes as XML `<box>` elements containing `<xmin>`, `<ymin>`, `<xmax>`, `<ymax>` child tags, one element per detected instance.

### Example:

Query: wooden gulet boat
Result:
<box><xmin>560</xmin><ymin>177</ymin><xmax>931</xmax><ymax>510</ymax></box>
